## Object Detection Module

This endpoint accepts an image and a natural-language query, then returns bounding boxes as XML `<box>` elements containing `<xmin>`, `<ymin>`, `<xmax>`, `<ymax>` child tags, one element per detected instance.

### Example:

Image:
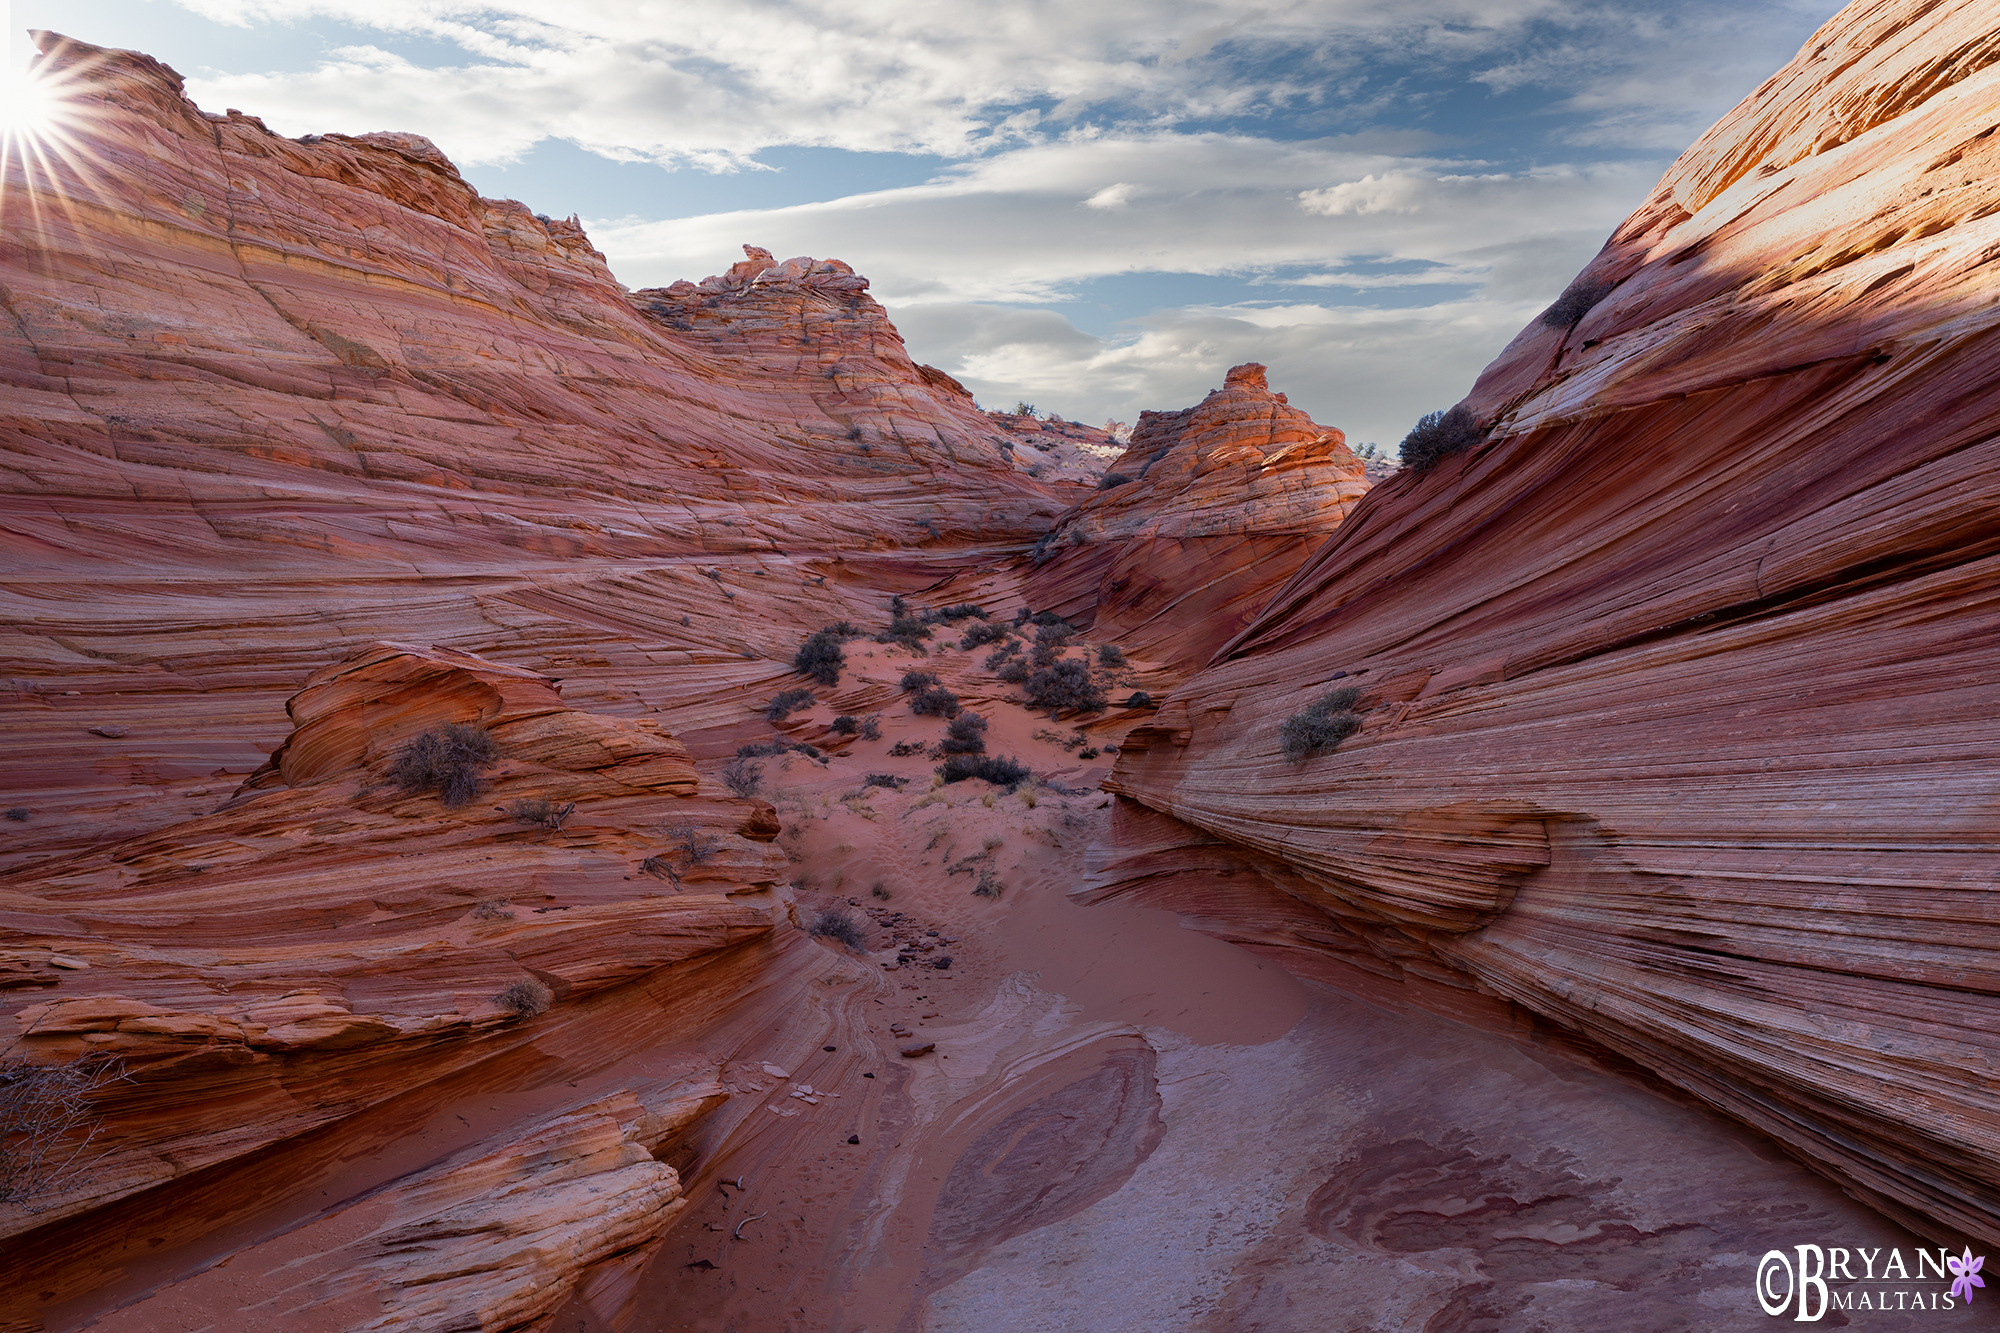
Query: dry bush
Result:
<box><xmin>860</xmin><ymin>715</ymin><xmax>882</xmax><ymax>741</ymax></box>
<box><xmin>386</xmin><ymin>722</ymin><xmax>498</xmax><ymax>808</ymax></box>
<box><xmin>0</xmin><ymin>1055</ymin><xmax>123</xmax><ymax>1207</ymax></box>
<box><xmin>644</xmin><ymin>819</ymin><xmax>722</xmax><ymax>888</ymax></box>
<box><xmin>899</xmin><ymin>669</ymin><xmax>940</xmax><ymax>693</ymax></box>
<box><xmin>508</xmin><ymin>796</ymin><xmax>575</xmax><ymax>831</ymax></box>
<box><xmin>471</xmin><ymin>898</ymin><xmax>515</xmax><ymax>921</ymax></box>
<box><xmin>1281</xmin><ymin>685</ymin><xmax>1365</xmax><ymax>763</ymax></box>
<box><xmin>809</xmin><ymin>907</ymin><xmax>868</xmax><ymax>950</ymax></box>
<box><xmin>831</xmin><ymin>715</ymin><xmax>860</xmax><ymax>734</ymax></box>
<box><xmin>494</xmin><ymin>979</ymin><xmax>553</xmax><ymax>1017</ymax></box>
<box><xmin>721</xmin><ymin>756</ymin><xmax>764</xmax><ymax>796</ymax></box>
<box><xmin>1097</xmin><ymin>643</ymin><xmax>1127</xmax><ymax>667</ymax></box>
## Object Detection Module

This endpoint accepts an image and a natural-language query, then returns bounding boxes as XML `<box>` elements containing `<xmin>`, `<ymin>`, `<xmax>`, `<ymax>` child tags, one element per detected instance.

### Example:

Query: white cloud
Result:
<box><xmin>585</xmin><ymin>134</ymin><xmax>1650</xmax><ymax>301</ymax></box>
<box><xmin>891</xmin><ymin>297</ymin><xmax>1542</xmax><ymax>451</ymax></box>
<box><xmin>165</xmin><ymin>0</ymin><xmax>1839</xmax><ymax>167</ymax></box>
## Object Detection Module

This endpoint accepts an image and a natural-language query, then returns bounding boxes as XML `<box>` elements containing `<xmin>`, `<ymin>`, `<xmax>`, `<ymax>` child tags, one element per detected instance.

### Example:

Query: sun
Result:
<box><xmin>0</xmin><ymin>68</ymin><xmax>56</xmax><ymax>143</ymax></box>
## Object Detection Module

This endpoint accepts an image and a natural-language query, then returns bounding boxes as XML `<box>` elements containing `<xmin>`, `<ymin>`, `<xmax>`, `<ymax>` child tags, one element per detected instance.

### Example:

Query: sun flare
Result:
<box><xmin>0</xmin><ymin>69</ymin><xmax>56</xmax><ymax>143</ymax></box>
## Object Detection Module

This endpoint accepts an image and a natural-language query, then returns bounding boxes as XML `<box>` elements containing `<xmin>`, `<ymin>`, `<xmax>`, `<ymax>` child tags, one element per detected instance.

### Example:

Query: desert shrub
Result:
<box><xmin>1097</xmin><ymin>643</ymin><xmax>1127</xmax><ymax>667</ymax></box>
<box><xmin>1031</xmin><ymin>611</ymin><xmax>1072</xmax><ymax>631</ymax></box>
<box><xmin>996</xmin><ymin>658</ymin><xmax>1030</xmax><ymax>684</ymax></box>
<box><xmin>1079</xmin><ymin>748</ymin><xmax>1100</xmax><ymax>760</ymax></box>
<box><xmin>831</xmin><ymin>715</ymin><xmax>860</xmax><ymax>734</ymax></box>
<box><xmin>508</xmin><ymin>796</ymin><xmax>576</xmax><ymax>831</ymax></box>
<box><xmin>939</xmin><ymin>712</ymin><xmax>989</xmax><ymax>755</ymax></box>
<box><xmin>1014</xmin><ymin>607</ymin><xmax>1034</xmax><ymax>625</ymax></box>
<box><xmin>809</xmin><ymin>907</ymin><xmax>868</xmax><ymax>949</ymax></box>
<box><xmin>1280</xmin><ymin>685</ymin><xmax>1365</xmax><ymax>763</ymax></box>
<box><xmin>871</xmin><ymin>882</ymin><xmax>892</xmax><ymax>899</ymax></box>
<box><xmin>899</xmin><ymin>669</ymin><xmax>940</xmax><ymax>693</ymax></box>
<box><xmin>961</xmin><ymin>620</ymin><xmax>1007</xmax><ymax>649</ymax></box>
<box><xmin>495</xmin><ymin>979</ymin><xmax>553</xmax><ymax>1018</ymax></box>
<box><xmin>1124</xmin><ymin>690</ymin><xmax>1155</xmax><ymax>709</ymax></box>
<box><xmin>909</xmin><ymin>687</ymin><xmax>961</xmax><ymax>718</ymax></box>
<box><xmin>765</xmin><ymin>688</ymin><xmax>816</xmax><ymax>722</ymax></box>
<box><xmin>1097</xmin><ymin>472</ymin><xmax>1134</xmax><ymax>489</ymax></box>
<box><xmin>1540</xmin><ymin>274</ymin><xmax>1614</xmax><ymax>329</ymax></box>
<box><xmin>937</xmin><ymin>754</ymin><xmax>1032</xmax><ymax>788</ymax></box>
<box><xmin>973</xmin><ymin>869</ymin><xmax>1004</xmax><ymax>898</ymax></box>
<box><xmin>876</xmin><ymin>595</ymin><xmax>935</xmax><ymax>652</ymax></box>
<box><xmin>862</xmin><ymin>773</ymin><xmax>906</xmax><ymax>789</ymax></box>
<box><xmin>1024</xmin><ymin>660</ymin><xmax>1106</xmax><ymax>716</ymax></box>
<box><xmin>926</xmin><ymin>603</ymin><xmax>988</xmax><ymax>622</ymax></box>
<box><xmin>1033</xmin><ymin>622</ymin><xmax>1074</xmax><ymax>650</ymax></box>
<box><xmin>860</xmin><ymin>715</ymin><xmax>882</xmax><ymax>741</ymax></box>
<box><xmin>643</xmin><ymin>819</ymin><xmax>721</xmax><ymax>887</ymax></box>
<box><xmin>471</xmin><ymin>898</ymin><xmax>514</xmax><ymax>920</ymax></box>
<box><xmin>0</xmin><ymin>1055</ymin><xmax>121</xmax><ymax>1207</ymax></box>
<box><xmin>721</xmin><ymin>757</ymin><xmax>763</xmax><ymax>796</ymax></box>
<box><xmin>387</xmin><ymin>722</ymin><xmax>498</xmax><ymax>808</ymax></box>
<box><xmin>1399</xmin><ymin>405</ymin><xmax>1486</xmax><ymax>473</ymax></box>
<box><xmin>983</xmin><ymin>640</ymin><xmax>1022</xmax><ymax>670</ymax></box>
<box><xmin>888</xmin><ymin>739</ymin><xmax>926</xmax><ymax>757</ymax></box>
<box><xmin>4</xmin><ymin>808</ymin><xmax>25</xmax><ymax>821</ymax></box>
<box><xmin>794</xmin><ymin>624</ymin><xmax>862</xmax><ymax>687</ymax></box>
<box><xmin>1028</xmin><ymin>531</ymin><xmax>1061</xmax><ymax>565</ymax></box>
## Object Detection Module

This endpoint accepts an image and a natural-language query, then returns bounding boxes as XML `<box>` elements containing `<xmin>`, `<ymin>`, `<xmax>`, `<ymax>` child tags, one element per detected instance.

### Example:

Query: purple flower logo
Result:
<box><xmin>1949</xmin><ymin>1247</ymin><xmax>1986</xmax><ymax>1303</ymax></box>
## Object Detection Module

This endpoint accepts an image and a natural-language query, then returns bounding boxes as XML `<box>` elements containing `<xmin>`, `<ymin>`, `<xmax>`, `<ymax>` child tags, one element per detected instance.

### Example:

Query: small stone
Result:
<box><xmin>863</xmin><ymin>1072</ymin><xmax>875</xmax><ymax>1078</ymax></box>
<box><xmin>933</xmin><ymin>956</ymin><xmax>953</xmax><ymax>969</ymax></box>
<box><xmin>47</xmin><ymin>955</ymin><xmax>89</xmax><ymax>970</ymax></box>
<box><xmin>823</xmin><ymin>1045</ymin><xmax>836</xmax><ymax>1052</ymax></box>
<box><xmin>898</xmin><ymin>1041</ymin><xmax>935</xmax><ymax>1057</ymax></box>
<box><xmin>846</xmin><ymin>1135</ymin><xmax>860</xmax><ymax>1144</ymax></box>
<box><xmin>88</xmin><ymin>725</ymin><xmax>128</xmax><ymax>738</ymax></box>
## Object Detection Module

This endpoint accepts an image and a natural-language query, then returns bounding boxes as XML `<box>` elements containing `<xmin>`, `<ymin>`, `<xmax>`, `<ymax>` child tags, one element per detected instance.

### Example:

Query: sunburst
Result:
<box><xmin>0</xmin><ymin>38</ymin><xmax>125</xmax><ymax>255</ymax></box>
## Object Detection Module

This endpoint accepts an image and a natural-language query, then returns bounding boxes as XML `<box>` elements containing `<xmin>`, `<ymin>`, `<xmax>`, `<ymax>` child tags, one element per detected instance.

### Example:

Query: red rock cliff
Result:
<box><xmin>1104</xmin><ymin>0</ymin><xmax>2000</xmax><ymax>1248</ymax></box>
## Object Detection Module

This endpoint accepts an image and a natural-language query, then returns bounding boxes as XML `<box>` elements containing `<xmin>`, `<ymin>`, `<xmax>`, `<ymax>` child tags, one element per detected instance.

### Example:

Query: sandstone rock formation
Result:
<box><xmin>1021</xmin><ymin>363</ymin><xmax>1370</xmax><ymax>665</ymax></box>
<box><xmin>1103</xmin><ymin>0</ymin><xmax>2000</xmax><ymax>1250</ymax></box>
<box><xmin>0</xmin><ymin>642</ymin><xmax>779</xmax><ymax>1307</ymax></box>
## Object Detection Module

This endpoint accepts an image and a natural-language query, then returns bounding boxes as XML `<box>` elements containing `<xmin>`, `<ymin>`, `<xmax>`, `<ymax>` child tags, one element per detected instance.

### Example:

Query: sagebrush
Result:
<box><xmin>1280</xmin><ymin>684</ymin><xmax>1365</xmax><ymax>763</ymax></box>
<box><xmin>809</xmin><ymin>907</ymin><xmax>868</xmax><ymax>949</ymax></box>
<box><xmin>386</xmin><ymin>722</ymin><xmax>498</xmax><ymax>808</ymax></box>
<box><xmin>1399</xmin><ymin>405</ymin><xmax>1485</xmax><ymax>473</ymax></box>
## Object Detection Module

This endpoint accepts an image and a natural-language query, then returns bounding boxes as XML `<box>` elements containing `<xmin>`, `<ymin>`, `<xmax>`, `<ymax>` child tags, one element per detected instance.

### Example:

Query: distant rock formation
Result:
<box><xmin>1022</xmin><ymin>362</ymin><xmax>1369</xmax><ymax>666</ymax></box>
<box><xmin>1103</xmin><ymin>0</ymin><xmax>2000</xmax><ymax>1249</ymax></box>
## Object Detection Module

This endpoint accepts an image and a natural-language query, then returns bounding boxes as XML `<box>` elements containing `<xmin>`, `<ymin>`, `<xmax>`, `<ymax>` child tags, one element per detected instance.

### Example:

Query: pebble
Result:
<box><xmin>898</xmin><ymin>1041</ymin><xmax>935</xmax><ymax>1057</ymax></box>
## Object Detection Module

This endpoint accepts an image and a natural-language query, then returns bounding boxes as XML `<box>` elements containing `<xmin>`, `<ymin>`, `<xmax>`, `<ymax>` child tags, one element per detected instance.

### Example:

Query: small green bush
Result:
<box><xmin>387</xmin><ymin>722</ymin><xmax>498</xmax><ymax>808</ymax></box>
<box><xmin>1399</xmin><ymin>405</ymin><xmax>1485</xmax><ymax>472</ymax></box>
<box><xmin>1540</xmin><ymin>274</ymin><xmax>1614</xmax><ymax>329</ymax></box>
<box><xmin>937</xmin><ymin>754</ymin><xmax>1032</xmax><ymax>788</ymax></box>
<box><xmin>899</xmin><ymin>669</ymin><xmax>940</xmax><ymax>693</ymax></box>
<box><xmin>1097</xmin><ymin>643</ymin><xmax>1127</xmax><ymax>667</ymax></box>
<box><xmin>831</xmin><ymin>715</ymin><xmax>859</xmax><ymax>734</ymax></box>
<box><xmin>1280</xmin><ymin>685</ymin><xmax>1365</xmax><ymax>763</ymax></box>
<box><xmin>939</xmin><ymin>712</ymin><xmax>988</xmax><ymax>755</ymax></box>
<box><xmin>1097</xmin><ymin>472</ymin><xmax>1134</xmax><ymax>489</ymax></box>
<box><xmin>926</xmin><ymin>603</ymin><xmax>988</xmax><ymax>622</ymax></box>
<box><xmin>996</xmin><ymin>658</ymin><xmax>1030</xmax><ymax>684</ymax></box>
<box><xmin>1024</xmin><ymin>660</ymin><xmax>1106</xmax><ymax>716</ymax></box>
<box><xmin>910</xmin><ymin>686</ymin><xmax>961</xmax><ymax>718</ymax></box>
<box><xmin>961</xmin><ymin>620</ymin><xmax>1007</xmax><ymax>648</ymax></box>
<box><xmin>794</xmin><ymin>623</ymin><xmax>863</xmax><ymax>686</ymax></box>
<box><xmin>765</xmin><ymin>688</ymin><xmax>816</xmax><ymax>722</ymax></box>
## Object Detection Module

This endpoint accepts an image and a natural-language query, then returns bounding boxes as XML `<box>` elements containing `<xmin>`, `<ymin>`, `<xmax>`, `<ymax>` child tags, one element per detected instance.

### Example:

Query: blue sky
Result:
<box><xmin>11</xmin><ymin>0</ymin><xmax>1844</xmax><ymax>449</ymax></box>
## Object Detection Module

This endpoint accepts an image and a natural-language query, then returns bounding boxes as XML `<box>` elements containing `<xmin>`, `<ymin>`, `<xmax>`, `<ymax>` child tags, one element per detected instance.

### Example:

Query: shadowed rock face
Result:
<box><xmin>1104</xmin><ymin>0</ymin><xmax>2000</xmax><ymax>1249</ymax></box>
<box><xmin>1022</xmin><ymin>362</ymin><xmax>1371</xmax><ymax>666</ymax></box>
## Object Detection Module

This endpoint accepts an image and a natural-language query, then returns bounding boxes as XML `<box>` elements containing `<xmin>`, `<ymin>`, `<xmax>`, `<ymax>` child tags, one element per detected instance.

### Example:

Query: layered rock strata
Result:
<box><xmin>0</xmin><ymin>642</ymin><xmax>779</xmax><ymax>1309</ymax></box>
<box><xmin>1103</xmin><ymin>0</ymin><xmax>2000</xmax><ymax>1248</ymax></box>
<box><xmin>1021</xmin><ymin>363</ymin><xmax>1370</xmax><ymax>665</ymax></box>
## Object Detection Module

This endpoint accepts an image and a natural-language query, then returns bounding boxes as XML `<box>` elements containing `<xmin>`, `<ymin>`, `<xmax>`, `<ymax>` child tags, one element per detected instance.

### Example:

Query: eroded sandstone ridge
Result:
<box><xmin>1022</xmin><ymin>362</ymin><xmax>1369</xmax><ymax>665</ymax></box>
<box><xmin>1103</xmin><ymin>0</ymin><xmax>2000</xmax><ymax>1248</ymax></box>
